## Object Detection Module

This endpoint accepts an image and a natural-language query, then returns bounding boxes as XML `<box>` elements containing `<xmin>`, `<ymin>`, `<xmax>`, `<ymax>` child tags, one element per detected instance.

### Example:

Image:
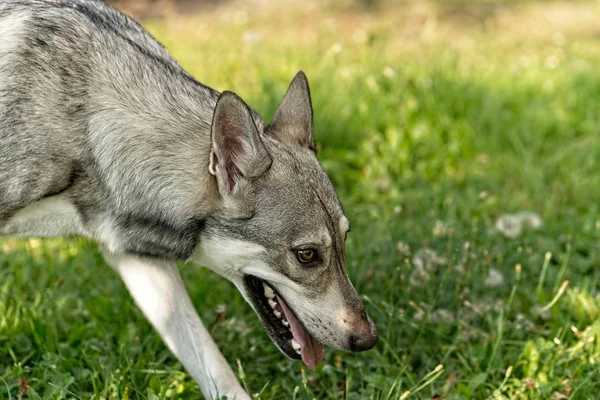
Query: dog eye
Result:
<box><xmin>296</xmin><ymin>249</ymin><xmax>317</xmax><ymax>264</ymax></box>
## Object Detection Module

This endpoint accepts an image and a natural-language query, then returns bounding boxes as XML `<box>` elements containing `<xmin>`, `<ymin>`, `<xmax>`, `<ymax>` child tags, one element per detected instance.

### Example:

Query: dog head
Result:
<box><xmin>192</xmin><ymin>72</ymin><xmax>377</xmax><ymax>369</ymax></box>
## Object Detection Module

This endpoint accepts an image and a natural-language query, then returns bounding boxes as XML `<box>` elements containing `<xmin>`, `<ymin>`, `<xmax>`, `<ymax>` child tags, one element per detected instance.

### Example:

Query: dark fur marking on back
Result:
<box><xmin>57</xmin><ymin>1</ymin><xmax>212</xmax><ymax>91</ymax></box>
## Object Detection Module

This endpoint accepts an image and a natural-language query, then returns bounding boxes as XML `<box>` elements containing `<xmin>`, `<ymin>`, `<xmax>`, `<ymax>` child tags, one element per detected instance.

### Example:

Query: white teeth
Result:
<box><xmin>263</xmin><ymin>284</ymin><xmax>275</xmax><ymax>299</ymax></box>
<box><xmin>291</xmin><ymin>339</ymin><xmax>301</xmax><ymax>352</ymax></box>
<box><xmin>262</xmin><ymin>282</ymin><xmax>292</xmax><ymax>329</ymax></box>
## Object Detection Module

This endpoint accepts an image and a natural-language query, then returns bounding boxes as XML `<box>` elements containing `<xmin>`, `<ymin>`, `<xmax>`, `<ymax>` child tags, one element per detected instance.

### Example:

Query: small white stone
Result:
<box><xmin>268</xmin><ymin>299</ymin><xmax>277</xmax><ymax>309</ymax></box>
<box><xmin>282</xmin><ymin>320</ymin><xmax>289</xmax><ymax>327</ymax></box>
<box><xmin>495</xmin><ymin>214</ymin><xmax>522</xmax><ymax>238</ymax></box>
<box><xmin>484</xmin><ymin>268</ymin><xmax>504</xmax><ymax>287</ymax></box>
<box><xmin>291</xmin><ymin>339</ymin><xmax>301</xmax><ymax>351</ymax></box>
<box><xmin>263</xmin><ymin>284</ymin><xmax>275</xmax><ymax>299</ymax></box>
<box><xmin>274</xmin><ymin>310</ymin><xmax>282</xmax><ymax>318</ymax></box>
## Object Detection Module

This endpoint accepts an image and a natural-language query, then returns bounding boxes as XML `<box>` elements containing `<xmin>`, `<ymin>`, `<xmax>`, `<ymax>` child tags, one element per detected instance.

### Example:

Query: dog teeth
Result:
<box><xmin>263</xmin><ymin>284</ymin><xmax>275</xmax><ymax>299</ymax></box>
<box><xmin>262</xmin><ymin>282</ymin><xmax>291</xmax><ymax>329</ymax></box>
<box><xmin>291</xmin><ymin>339</ymin><xmax>301</xmax><ymax>352</ymax></box>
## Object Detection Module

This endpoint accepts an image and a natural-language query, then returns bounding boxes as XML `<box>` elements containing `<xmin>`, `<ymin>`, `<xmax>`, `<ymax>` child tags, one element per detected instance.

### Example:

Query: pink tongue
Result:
<box><xmin>276</xmin><ymin>294</ymin><xmax>324</xmax><ymax>371</ymax></box>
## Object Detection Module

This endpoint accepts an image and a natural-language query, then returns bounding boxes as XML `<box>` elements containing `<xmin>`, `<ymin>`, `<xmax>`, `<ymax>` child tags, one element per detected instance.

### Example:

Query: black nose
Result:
<box><xmin>349</xmin><ymin>318</ymin><xmax>378</xmax><ymax>352</ymax></box>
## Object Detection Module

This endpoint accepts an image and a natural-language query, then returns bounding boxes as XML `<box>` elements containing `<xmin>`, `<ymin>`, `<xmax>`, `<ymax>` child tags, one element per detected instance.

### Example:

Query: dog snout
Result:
<box><xmin>347</xmin><ymin>309</ymin><xmax>378</xmax><ymax>352</ymax></box>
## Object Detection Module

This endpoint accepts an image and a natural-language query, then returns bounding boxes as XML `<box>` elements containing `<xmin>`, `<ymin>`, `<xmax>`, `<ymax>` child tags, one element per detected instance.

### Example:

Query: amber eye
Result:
<box><xmin>296</xmin><ymin>249</ymin><xmax>317</xmax><ymax>264</ymax></box>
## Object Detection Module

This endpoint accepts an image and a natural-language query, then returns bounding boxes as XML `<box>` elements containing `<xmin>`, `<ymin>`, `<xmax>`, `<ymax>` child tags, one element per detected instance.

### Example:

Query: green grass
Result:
<box><xmin>2</xmin><ymin>1</ymin><xmax>600</xmax><ymax>398</ymax></box>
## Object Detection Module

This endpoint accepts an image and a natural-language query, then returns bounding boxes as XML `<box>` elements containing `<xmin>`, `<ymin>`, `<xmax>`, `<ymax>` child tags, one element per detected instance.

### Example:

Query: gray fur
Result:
<box><xmin>0</xmin><ymin>0</ymin><xmax>376</xmax><ymax>394</ymax></box>
<box><xmin>0</xmin><ymin>0</ymin><xmax>226</xmax><ymax>258</ymax></box>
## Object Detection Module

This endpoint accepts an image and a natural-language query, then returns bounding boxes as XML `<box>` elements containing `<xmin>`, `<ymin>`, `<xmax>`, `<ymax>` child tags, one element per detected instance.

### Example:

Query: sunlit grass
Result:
<box><xmin>1</xmin><ymin>1</ymin><xmax>600</xmax><ymax>398</ymax></box>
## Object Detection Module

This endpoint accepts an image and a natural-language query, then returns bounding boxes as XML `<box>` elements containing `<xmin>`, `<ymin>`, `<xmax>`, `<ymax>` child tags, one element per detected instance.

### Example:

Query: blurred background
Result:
<box><xmin>1</xmin><ymin>0</ymin><xmax>600</xmax><ymax>399</ymax></box>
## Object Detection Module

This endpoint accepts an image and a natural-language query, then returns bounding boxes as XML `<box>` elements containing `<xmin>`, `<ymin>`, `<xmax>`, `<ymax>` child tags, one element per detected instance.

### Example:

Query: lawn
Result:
<box><xmin>2</xmin><ymin>1</ymin><xmax>600</xmax><ymax>399</ymax></box>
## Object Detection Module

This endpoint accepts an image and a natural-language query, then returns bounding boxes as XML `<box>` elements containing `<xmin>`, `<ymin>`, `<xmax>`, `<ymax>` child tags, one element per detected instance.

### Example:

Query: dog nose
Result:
<box><xmin>349</xmin><ymin>315</ymin><xmax>378</xmax><ymax>352</ymax></box>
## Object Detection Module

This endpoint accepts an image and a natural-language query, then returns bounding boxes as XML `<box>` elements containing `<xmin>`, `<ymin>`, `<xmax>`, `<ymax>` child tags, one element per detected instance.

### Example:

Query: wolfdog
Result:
<box><xmin>0</xmin><ymin>0</ymin><xmax>377</xmax><ymax>398</ymax></box>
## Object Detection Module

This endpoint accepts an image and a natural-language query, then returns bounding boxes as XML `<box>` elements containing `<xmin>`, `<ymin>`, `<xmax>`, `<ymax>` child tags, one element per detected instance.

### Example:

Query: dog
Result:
<box><xmin>0</xmin><ymin>1</ymin><xmax>378</xmax><ymax>398</ymax></box>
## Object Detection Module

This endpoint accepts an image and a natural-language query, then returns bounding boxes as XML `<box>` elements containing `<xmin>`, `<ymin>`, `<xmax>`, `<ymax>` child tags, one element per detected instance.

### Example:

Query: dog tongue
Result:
<box><xmin>276</xmin><ymin>294</ymin><xmax>324</xmax><ymax>371</ymax></box>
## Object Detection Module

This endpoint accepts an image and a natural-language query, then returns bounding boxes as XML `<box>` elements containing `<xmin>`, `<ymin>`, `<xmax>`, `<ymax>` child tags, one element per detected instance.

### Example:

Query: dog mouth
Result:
<box><xmin>244</xmin><ymin>275</ymin><xmax>324</xmax><ymax>370</ymax></box>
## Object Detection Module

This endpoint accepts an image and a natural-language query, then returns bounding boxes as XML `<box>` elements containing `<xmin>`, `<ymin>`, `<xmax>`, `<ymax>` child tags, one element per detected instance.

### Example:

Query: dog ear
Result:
<box><xmin>267</xmin><ymin>71</ymin><xmax>315</xmax><ymax>151</ymax></box>
<box><xmin>210</xmin><ymin>91</ymin><xmax>272</xmax><ymax>195</ymax></box>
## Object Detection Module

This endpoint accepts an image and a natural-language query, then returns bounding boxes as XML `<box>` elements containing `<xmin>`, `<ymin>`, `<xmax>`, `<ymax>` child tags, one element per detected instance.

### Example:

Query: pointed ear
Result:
<box><xmin>267</xmin><ymin>71</ymin><xmax>315</xmax><ymax>151</ymax></box>
<box><xmin>209</xmin><ymin>91</ymin><xmax>272</xmax><ymax>195</ymax></box>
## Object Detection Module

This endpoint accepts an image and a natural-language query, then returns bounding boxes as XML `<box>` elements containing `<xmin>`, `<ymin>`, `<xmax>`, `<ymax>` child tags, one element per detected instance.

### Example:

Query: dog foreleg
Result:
<box><xmin>103</xmin><ymin>251</ymin><xmax>250</xmax><ymax>400</ymax></box>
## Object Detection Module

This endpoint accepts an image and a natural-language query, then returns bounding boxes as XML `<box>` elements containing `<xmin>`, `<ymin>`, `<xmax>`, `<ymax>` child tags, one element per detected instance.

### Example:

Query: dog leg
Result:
<box><xmin>103</xmin><ymin>251</ymin><xmax>250</xmax><ymax>400</ymax></box>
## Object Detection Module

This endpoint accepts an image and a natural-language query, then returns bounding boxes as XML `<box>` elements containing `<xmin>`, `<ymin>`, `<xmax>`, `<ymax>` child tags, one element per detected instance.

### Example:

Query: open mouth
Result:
<box><xmin>244</xmin><ymin>275</ymin><xmax>324</xmax><ymax>370</ymax></box>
